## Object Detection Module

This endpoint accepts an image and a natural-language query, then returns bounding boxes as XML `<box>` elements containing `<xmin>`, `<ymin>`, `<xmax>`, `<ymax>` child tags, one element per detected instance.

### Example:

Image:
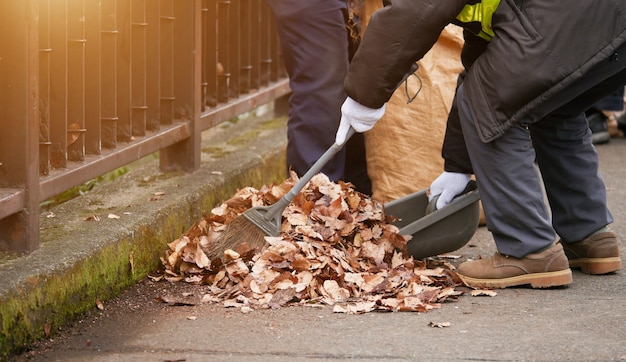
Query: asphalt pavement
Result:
<box><xmin>8</xmin><ymin>137</ymin><xmax>626</xmax><ymax>362</ymax></box>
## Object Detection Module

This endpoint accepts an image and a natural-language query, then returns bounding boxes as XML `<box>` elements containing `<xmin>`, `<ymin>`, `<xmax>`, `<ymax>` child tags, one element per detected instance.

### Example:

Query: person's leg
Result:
<box><xmin>531</xmin><ymin>71</ymin><xmax>626</xmax><ymax>275</ymax></box>
<box><xmin>453</xmin><ymin>84</ymin><xmax>571</xmax><ymax>288</ymax></box>
<box><xmin>530</xmin><ymin>113</ymin><xmax>613</xmax><ymax>244</ymax></box>
<box><xmin>530</xmin><ymin>60</ymin><xmax>626</xmax><ymax>242</ymax></box>
<box><xmin>267</xmin><ymin>0</ymin><xmax>370</xmax><ymax>193</ymax></box>
<box><xmin>455</xmin><ymin>50</ymin><xmax>626</xmax><ymax>286</ymax></box>
<box><xmin>456</xmin><ymin>86</ymin><xmax>556</xmax><ymax>258</ymax></box>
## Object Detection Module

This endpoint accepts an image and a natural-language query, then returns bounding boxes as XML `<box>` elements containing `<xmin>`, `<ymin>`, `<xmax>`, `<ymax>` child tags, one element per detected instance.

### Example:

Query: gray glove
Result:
<box><xmin>335</xmin><ymin>97</ymin><xmax>386</xmax><ymax>145</ymax></box>
<box><xmin>429</xmin><ymin>172</ymin><xmax>472</xmax><ymax>210</ymax></box>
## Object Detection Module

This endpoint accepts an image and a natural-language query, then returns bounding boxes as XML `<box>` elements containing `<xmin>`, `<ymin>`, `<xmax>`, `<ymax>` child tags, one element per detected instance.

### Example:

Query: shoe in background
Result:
<box><xmin>586</xmin><ymin>111</ymin><xmax>611</xmax><ymax>144</ymax></box>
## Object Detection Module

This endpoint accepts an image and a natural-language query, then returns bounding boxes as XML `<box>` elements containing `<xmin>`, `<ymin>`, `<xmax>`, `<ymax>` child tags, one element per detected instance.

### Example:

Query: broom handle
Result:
<box><xmin>264</xmin><ymin>127</ymin><xmax>356</xmax><ymax>220</ymax></box>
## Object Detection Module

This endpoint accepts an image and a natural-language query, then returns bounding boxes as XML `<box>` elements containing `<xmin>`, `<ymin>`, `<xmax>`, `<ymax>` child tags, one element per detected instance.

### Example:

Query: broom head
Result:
<box><xmin>209</xmin><ymin>205</ymin><xmax>282</xmax><ymax>259</ymax></box>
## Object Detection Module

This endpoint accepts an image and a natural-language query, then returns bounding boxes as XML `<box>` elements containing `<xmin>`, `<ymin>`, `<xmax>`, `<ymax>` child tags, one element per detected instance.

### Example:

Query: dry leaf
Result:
<box><xmin>148</xmin><ymin>274</ymin><xmax>164</xmax><ymax>282</ymax></box>
<box><xmin>83</xmin><ymin>214</ymin><xmax>100</xmax><ymax>221</ymax></box>
<box><xmin>67</xmin><ymin>123</ymin><xmax>82</xmax><ymax>145</ymax></box>
<box><xmin>156</xmin><ymin>295</ymin><xmax>197</xmax><ymax>306</ymax></box>
<box><xmin>96</xmin><ymin>297</ymin><xmax>104</xmax><ymax>310</ymax></box>
<box><xmin>470</xmin><ymin>289</ymin><xmax>498</xmax><ymax>297</ymax></box>
<box><xmin>429</xmin><ymin>321</ymin><xmax>451</xmax><ymax>328</ymax></box>
<box><xmin>107</xmin><ymin>213</ymin><xmax>120</xmax><ymax>219</ymax></box>
<box><xmin>44</xmin><ymin>322</ymin><xmax>51</xmax><ymax>338</ymax></box>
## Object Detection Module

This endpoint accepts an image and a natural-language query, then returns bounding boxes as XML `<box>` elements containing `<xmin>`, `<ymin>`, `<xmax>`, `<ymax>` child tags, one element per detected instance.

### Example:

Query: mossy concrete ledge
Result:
<box><xmin>0</xmin><ymin>112</ymin><xmax>288</xmax><ymax>357</ymax></box>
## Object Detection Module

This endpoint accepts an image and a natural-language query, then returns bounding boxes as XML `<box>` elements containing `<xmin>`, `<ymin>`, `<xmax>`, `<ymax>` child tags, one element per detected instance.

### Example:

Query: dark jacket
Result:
<box><xmin>345</xmin><ymin>0</ymin><xmax>626</xmax><ymax>164</ymax></box>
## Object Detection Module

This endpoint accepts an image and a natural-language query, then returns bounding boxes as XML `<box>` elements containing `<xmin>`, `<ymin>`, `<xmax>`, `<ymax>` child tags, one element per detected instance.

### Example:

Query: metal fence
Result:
<box><xmin>0</xmin><ymin>0</ymin><xmax>290</xmax><ymax>254</ymax></box>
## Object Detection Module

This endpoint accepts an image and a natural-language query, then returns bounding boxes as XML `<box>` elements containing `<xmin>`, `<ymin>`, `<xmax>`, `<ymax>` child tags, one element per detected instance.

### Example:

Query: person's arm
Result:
<box><xmin>345</xmin><ymin>0</ymin><xmax>466</xmax><ymax>109</ymax></box>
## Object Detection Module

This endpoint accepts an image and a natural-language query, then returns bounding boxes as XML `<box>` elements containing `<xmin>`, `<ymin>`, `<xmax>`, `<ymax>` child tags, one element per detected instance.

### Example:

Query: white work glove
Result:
<box><xmin>335</xmin><ymin>97</ymin><xmax>386</xmax><ymax>145</ymax></box>
<box><xmin>429</xmin><ymin>171</ymin><xmax>472</xmax><ymax>210</ymax></box>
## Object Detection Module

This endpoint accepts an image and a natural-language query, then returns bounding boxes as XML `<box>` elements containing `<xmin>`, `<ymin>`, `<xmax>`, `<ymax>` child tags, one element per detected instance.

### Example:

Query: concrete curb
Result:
<box><xmin>0</xmin><ymin>108</ymin><xmax>288</xmax><ymax>357</ymax></box>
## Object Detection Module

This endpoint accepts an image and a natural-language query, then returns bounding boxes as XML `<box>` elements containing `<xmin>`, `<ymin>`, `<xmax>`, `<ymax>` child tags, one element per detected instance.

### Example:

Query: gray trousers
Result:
<box><xmin>456</xmin><ymin>43</ymin><xmax>626</xmax><ymax>258</ymax></box>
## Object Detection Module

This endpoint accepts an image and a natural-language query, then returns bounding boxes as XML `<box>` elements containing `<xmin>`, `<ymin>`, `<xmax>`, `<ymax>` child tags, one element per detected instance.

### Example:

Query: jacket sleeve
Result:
<box><xmin>344</xmin><ymin>0</ymin><xmax>466</xmax><ymax>109</ymax></box>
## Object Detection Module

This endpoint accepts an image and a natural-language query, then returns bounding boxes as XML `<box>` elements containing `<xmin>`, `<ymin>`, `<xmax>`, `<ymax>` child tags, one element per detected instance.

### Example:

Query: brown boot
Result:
<box><xmin>560</xmin><ymin>231</ymin><xmax>622</xmax><ymax>275</ymax></box>
<box><xmin>456</xmin><ymin>244</ymin><xmax>572</xmax><ymax>289</ymax></box>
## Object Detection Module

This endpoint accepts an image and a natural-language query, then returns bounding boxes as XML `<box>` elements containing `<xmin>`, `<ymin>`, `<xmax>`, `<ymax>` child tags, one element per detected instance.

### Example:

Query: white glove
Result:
<box><xmin>335</xmin><ymin>97</ymin><xmax>386</xmax><ymax>145</ymax></box>
<box><xmin>429</xmin><ymin>172</ymin><xmax>472</xmax><ymax>210</ymax></box>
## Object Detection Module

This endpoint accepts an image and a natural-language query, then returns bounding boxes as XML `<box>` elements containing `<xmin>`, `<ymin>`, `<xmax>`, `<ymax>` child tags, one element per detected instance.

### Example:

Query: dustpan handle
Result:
<box><xmin>265</xmin><ymin>127</ymin><xmax>356</xmax><ymax>219</ymax></box>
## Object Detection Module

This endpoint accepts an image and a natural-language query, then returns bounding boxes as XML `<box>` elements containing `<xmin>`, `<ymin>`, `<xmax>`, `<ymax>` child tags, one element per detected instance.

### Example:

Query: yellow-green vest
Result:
<box><xmin>454</xmin><ymin>0</ymin><xmax>501</xmax><ymax>41</ymax></box>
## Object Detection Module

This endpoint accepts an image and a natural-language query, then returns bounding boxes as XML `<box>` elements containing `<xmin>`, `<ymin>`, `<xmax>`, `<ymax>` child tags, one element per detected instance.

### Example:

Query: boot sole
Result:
<box><xmin>457</xmin><ymin>269</ymin><xmax>573</xmax><ymax>289</ymax></box>
<box><xmin>568</xmin><ymin>257</ymin><xmax>622</xmax><ymax>275</ymax></box>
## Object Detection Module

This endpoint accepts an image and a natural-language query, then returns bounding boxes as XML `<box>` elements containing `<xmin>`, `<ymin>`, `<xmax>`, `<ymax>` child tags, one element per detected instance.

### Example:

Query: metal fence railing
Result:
<box><xmin>0</xmin><ymin>0</ymin><xmax>290</xmax><ymax>254</ymax></box>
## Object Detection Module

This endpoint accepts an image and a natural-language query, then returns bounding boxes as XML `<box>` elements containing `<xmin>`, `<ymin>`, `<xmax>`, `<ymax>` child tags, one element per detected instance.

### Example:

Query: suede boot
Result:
<box><xmin>560</xmin><ymin>231</ymin><xmax>622</xmax><ymax>275</ymax></box>
<box><xmin>456</xmin><ymin>243</ymin><xmax>572</xmax><ymax>289</ymax></box>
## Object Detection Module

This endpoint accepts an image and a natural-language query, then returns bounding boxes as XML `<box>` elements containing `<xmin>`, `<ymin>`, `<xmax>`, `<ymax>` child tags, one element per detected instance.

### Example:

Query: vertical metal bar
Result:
<box><xmin>217</xmin><ymin>0</ymin><xmax>230</xmax><ymax>103</ymax></box>
<box><xmin>159</xmin><ymin>0</ymin><xmax>201</xmax><ymax>172</ymax></box>
<box><xmin>67</xmin><ymin>0</ymin><xmax>86</xmax><ymax>161</ymax></box>
<box><xmin>200</xmin><ymin>0</ymin><xmax>208</xmax><ymax>110</ymax></box>
<box><xmin>228</xmin><ymin>0</ymin><xmax>240</xmax><ymax>98</ymax></box>
<box><xmin>160</xmin><ymin>0</ymin><xmax>175</xmax><ymax>124</ymax></box>
<box><xmin>49</xmin><ymin>0</ymin><xmax>68</xmax><ymax>169</ymax></box>
<box><xmin>85</xmin><ymin>0</ymin><xmax>102</xmax><ymax>154</ymax></box>
<box><xmin>101</xmin><ymin>0</ymin><xmax>118</xmax><ymax>148</ymax></box>
<box><xmin>265</xmin><ymin>4</ymin><xmax>289</xmax><ymax>80</ymax></box>
<box><xmin>117</xmin><ymin>0</ymin><xmax>132</xmax><ymax>142</ymax></box>
<box><xmin>145</xmin><ymin>0</ymin><xmax>160</xmax><ymax>131</ymax></box>
<box><xmin>258</xmin><ymin>0</ymin><xmax>272</xmax><ymax>87</ymax></box>
<box><xmin>239</xmin><ymin>0</ymin><xmax>251</xmax><ymax>93</ymax></box>
<box><xmin>0</xmin><ymin>0</ymin><xmax>41</xmax><ymax>253</ymax></box>
<box><xmin>268</xmin><ymin>0</ymin><xmax>282</xmax><ymax>82</ymax></box>
<box><xmin>39</xmin><ymin>0</ymin><xmax>52</xmax><ymax>175</ymax></box>
<box><xmin>202</xmin><ymin>0</ymin><xmax>218</xmax><ymax>109</ymax></box>
<box><xmin>249</xmin><ymin>0</ymin><xmax>260</xmax><ymax>90</ymax></box>
<box><xmin>131</xmin><ymin>0</ymin><xmax>147</xmax><ymax>137</ymax></box>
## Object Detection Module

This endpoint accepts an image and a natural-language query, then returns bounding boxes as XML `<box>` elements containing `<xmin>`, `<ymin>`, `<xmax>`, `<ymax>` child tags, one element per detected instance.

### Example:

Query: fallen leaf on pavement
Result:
<box><xmin>44</xmin><ymin>323</ymin><xmax>51</xmax><ymax>338</ymax></box>
<box><xmin>429</xmin><ymin>321</ymin><xmax>451</xmax><ymax>328</ymax></box>
<box><xmin>470</xmin><ymin>289</ymin><xmax>498</xmax><ymax>297</ymax></box>
<box><xmin>83</xmin><ymin>214</ymin><xmax>100</xmax><ymax>221</ymax></box>
<box><xmin>96</xmin><ymin>297</ymin><xmax>104</xmax><ymax>310</ymax></box>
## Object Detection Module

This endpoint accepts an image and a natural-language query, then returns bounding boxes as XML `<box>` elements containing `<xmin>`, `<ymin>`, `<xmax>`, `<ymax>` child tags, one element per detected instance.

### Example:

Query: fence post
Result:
<box><xmin>0</xmin><ymin>1</ymin><xmax>41</xmax><ymax>253</ymax></box>
<box><xmin>159</xmin><ymin>0</ymin><xmax>201</xmax><ymax>172</ymax></box>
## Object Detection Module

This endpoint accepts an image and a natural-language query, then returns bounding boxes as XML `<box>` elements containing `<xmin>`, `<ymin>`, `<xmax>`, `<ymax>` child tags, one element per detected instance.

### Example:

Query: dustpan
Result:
<box><xmin>384</xmin><ymin>184</ymin><xmax>480</xmax><ymax>259</ymax></box>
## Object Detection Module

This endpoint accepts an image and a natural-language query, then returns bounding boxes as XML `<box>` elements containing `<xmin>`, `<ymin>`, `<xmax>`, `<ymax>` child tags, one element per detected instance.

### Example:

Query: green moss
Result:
<box><xmin>40</xmin><ymin>167</ymin><xmax>131</xmax><ymax>211</ymax></box>
<box><xmin>227</xmin><ymin>130</ymin><xmax>261</xmax><ymax>147</ymax></box>
<box><xmin>259</xmin><ymin>116</ymin><xmax>287</xmax><ymax>130</ymax></box>
<box><xmin>0</xmin><ymin>150</ymin><xmax>288</xmax><ymax>358</ymax></box>
<box><xmin>201</xmin><ymin>146</ymin><xmax>231</xmax><ymax>157</ymax></box>
<box><xmin>0</xmin><ymin>233</ymin><xmax>166</xmax><ymax>356</ymax></box>
<box><xmin>136</xmin><ymin>171</ymin><xmax>185</xmax><ymax>187</ymax></box>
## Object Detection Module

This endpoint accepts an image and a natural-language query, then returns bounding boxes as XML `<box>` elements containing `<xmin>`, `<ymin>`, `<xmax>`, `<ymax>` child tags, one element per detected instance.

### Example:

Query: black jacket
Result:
<box><xmin>345</xmin><ymin>0</ymin><xmax>626</xmax><ymax>170</ymax></box>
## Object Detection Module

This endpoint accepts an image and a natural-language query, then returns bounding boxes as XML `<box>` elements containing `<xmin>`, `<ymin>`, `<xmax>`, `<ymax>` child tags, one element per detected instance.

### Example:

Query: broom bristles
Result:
<box><xmin>208</xmin><ymin>215</ymin><xmax>268</xmax><ymax>260</ymax></box>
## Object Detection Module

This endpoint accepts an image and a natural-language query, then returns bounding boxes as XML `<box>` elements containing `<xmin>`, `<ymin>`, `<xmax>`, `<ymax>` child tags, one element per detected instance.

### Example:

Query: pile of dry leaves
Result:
<box><xmin>158</xmin><ymin>172</ymin><xmax>471</xmax><ymax>314</ymax></box>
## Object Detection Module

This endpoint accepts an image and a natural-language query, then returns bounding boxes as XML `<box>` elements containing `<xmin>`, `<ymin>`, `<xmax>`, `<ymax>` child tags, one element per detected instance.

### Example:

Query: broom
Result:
<box><xmin>212</xmin><ymin>127</ymin><xmax>356</xmax><ymax>258</ymax></box>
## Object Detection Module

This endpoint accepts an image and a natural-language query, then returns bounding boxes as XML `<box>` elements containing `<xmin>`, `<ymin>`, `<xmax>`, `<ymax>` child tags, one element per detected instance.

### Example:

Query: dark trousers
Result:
<box><xmin>457</xmin><ymin>42</ymin><xmax>626</xmax><ymax>257</ymax></box>
<box><xmin>266</xmin><ymin>0</ymin><xmax>371</xmax><ymax>194</ymax></box>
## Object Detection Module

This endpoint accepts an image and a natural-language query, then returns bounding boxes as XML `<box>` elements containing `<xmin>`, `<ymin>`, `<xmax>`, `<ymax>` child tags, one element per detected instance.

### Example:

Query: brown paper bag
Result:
<box><xmin>356</xmin><ymin>2</ymin><xmax>486</xmax><ymax>224</ymax></box>
<box><xmin>364</xmin><ymin>25</ymin><xmax>464</xmax><ymax>202</ymax></box>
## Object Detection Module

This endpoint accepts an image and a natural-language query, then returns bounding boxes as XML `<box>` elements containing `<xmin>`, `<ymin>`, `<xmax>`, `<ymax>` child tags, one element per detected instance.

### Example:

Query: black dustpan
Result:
<box><xmin>384</xmin><ymin>181</ymin><xmax>480</xmax><ymax>259</ymax></box>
